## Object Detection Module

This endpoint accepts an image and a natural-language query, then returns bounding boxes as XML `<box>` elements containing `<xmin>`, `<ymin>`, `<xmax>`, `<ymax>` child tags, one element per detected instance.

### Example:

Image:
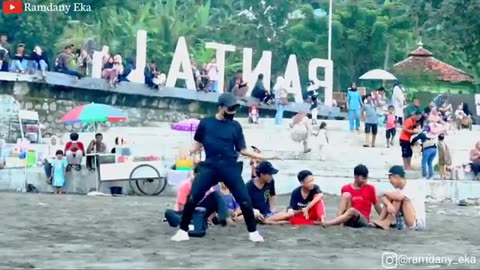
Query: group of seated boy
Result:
<box><xmin>164</xmin><ymin>160</ymin><xmax>426</xmax><ymax>232</ymax></box>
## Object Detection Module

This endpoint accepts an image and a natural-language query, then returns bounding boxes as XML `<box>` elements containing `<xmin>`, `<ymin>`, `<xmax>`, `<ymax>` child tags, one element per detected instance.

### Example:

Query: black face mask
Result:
<box><xmin>223</xmin><ymin>111</ymin><xmax>235</xmax><ymax>120</ymax></box>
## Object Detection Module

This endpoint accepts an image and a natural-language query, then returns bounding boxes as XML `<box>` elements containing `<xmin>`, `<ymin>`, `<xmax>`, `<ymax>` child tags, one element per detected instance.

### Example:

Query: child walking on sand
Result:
<box><xmin>314</xmin><ymin>122</ymin><xmax>329</xmax><ymax>161</ymax></box>
<box><xmin>362</xmin><ymin>94</ymin><xmax>378</xmax><ymax>148</ymax></box>
<box><xmin>437</xmin><ymin>134</ymin><xmax>452</xmax><ymax>180</ymax></box>
<box><xmin>385</xmin><ymin>105</ymin><xmax>397</xmax><ymax>148</ymax></box>
<box><xmin>50</xmin><ymin>150</ymin><xmax>68</xmax><ymax>194</ymax></box>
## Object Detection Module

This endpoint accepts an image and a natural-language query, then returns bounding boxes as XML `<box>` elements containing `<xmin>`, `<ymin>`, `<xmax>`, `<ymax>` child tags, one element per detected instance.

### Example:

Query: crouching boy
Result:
<box><xmin>372</xmin><ymin>165</ymin><xmax>426</xmax><ymax>231</ymax></box>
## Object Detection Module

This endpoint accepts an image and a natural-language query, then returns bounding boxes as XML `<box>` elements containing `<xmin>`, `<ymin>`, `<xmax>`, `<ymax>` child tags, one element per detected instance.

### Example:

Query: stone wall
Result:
<box><xmin>0</xmin><ymin>73</ymin><xmax>231</xmax><ymax>140</ymax></box>
<box><xmin>0</xmin><ymin>84</ymin><xmax>210</xmax><ymax>141</ymax></box>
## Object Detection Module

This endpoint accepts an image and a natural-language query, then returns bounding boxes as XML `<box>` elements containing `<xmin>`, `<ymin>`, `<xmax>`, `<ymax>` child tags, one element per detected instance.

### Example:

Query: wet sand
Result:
<box><xmin>0</xmin><ymin>193</ymin><xmax>479</xmax><ymax>269</ymax></box>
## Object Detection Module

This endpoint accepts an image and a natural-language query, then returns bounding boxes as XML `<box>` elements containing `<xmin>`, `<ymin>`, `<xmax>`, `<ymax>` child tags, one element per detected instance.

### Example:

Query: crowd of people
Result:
<box><xmin>0</xmin><ymin>34</ymin><xmax>288</xmax><ymax>106</ymax></box>
<box><xmin>283</xmin><ymin>81</ymin><xmax>479</xmax><ymax>182</ymax></box>
<box><xmin>42</xmin><ymin>132</ymin><xmax>127</xmax><ymax>195</ymax></box>
<box><xmin>164</xmin><ymin>158</ymin><xmax>426</xmax><ymax>239</ymax></box>
<box><xmin>294</xmin><ymin>81</ymin><xmax>476</xmax><ymax>181</ymax></box>
<box><xmin>0</xmin><ymin>34</ymin><xmax>165</xmax><ymax>89</ymax></box>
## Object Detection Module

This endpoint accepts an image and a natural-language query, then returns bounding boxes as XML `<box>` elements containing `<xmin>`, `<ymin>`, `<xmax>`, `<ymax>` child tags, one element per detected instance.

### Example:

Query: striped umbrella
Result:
<box><xmin>60</xmin><ymin>103</ymin><xmax>127</xmax><ymax>124</ymax></box>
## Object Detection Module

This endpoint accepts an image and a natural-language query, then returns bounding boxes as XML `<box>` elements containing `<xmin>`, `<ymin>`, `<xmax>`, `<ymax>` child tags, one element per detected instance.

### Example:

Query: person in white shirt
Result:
<box><xmin>392</xmin><ymin>81</ymin><xmax>405</xmax><ymax>125</ymax></box>
<box><xmin>372</xmin><ymin>165</ymin><xmax>426</xmax><ymax>231</ymax></box>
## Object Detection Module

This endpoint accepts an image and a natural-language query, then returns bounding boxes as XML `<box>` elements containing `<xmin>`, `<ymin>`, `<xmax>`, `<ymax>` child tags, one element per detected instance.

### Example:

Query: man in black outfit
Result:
<box><xmin>171</xmin><ymin>93</ymin><xmax>272</xmax><ymax>242</ymax></box>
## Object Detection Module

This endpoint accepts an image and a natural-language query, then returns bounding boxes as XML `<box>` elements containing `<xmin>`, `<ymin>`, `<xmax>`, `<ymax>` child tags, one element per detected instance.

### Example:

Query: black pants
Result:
<box><xmin>400</xmin><ymin>139</ymin><xmax>413</xmax><ymax>158</ymax></box>
<box><xmin>365</xmin><ymin>123</ymin><xmax>378</xmax><ymax>135</ymax></box>
<box><xmin>179</xmin><ymin>159</ymin><xmax>257</xmax><ymax>232</ymax></box>
<box><xmin>471</xmin><ymin>163</ymin><xmax>480</xmax><ymax>176</ymax></box>
<box><xmin>252</xmin><ymin>90</ymin><xmax>273</xmax><ymax>104</ymax></box>
<box><xmin>386</xmin><ymin>128</ymin><xmax>396</xmax><ymax>140</ymax></box>
<box><xmin>165</xmin><ymin>191</ymin><xmax>229</xmax><ymax>227</ymax></box>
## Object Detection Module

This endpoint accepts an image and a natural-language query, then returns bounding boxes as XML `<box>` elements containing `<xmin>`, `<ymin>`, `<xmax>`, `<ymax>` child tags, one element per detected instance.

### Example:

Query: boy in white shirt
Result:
<box><xmin>372</xmin><ymin>165</ymin><xmax>426</xmax><ymax>231</ymax></box>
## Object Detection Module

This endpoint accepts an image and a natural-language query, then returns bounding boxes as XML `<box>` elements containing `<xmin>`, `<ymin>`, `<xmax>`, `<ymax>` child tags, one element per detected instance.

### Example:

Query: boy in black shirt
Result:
<box><xmin>288</xmin><ymin>170</ymin><xmax>326</xmax><ymax>225</ymax></box>
<box><xmin>245</xmin><ymin>161</ymin><xmax>292</xmax><ymax>224</ymax></box>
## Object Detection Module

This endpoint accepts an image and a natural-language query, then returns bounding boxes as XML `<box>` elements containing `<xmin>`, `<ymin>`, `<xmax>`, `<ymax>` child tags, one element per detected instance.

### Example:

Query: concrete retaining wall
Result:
<box><xmin>1</xmin><ymin>166</ymin><xmax>479</xmax><ymax>202</ymax></box>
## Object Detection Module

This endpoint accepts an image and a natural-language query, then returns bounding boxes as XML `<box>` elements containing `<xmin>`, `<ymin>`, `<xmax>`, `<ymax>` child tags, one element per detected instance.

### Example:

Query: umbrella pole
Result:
<box><xmin>94</xmin><ymin>121</ymin><xmax>100</xmax><ymax>192</ymax></box>
<box><xmin>23</xmin><ymin>159</ymin><xmax>28</xmax><ymax>192</ymax></box>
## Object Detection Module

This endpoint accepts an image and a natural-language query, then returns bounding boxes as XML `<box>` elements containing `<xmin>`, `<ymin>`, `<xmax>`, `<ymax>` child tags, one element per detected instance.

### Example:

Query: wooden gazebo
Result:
<box><xmin>391</xmin><ymin>41</ymin><xmax>474</xmax><ymax>93</ymax></box>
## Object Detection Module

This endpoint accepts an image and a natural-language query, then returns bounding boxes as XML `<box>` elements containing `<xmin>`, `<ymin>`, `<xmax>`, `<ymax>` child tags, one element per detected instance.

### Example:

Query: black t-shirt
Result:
<box><xmin>289</xmin><ymin>185</ymin><xmax>322</xmax><ymax>210</ymax></box>
<box><xmin>308</xmin><ymin>90</ymin><xmax>318</xmax><ymax>109</ymax></box>
<box><xmin>246</xmin><ymin>179</ymin><xmax>276</xmax><ymax>215</ymax></box>
<box><xmin>194</xmin><ymin>116</ymin><xmax>246</xmax><ymax>161</ymax></box>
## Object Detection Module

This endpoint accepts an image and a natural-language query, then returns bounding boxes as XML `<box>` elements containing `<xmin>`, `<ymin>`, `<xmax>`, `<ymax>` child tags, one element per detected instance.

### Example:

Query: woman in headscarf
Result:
<box><xmin>102</xmin><ymin>54</ymin><xmax>124</xmax><ymax>87</ymax></box>
<box><xmin>273</xmin><ymin>76</ymin><xmax>288</xmax><ymax>125</ymax></box>
<box><xmin>346</xmin><ymin>82</ymin><xmax>362</xmax><ymax>131</ymax></box>
<box><xmin>428</xmin><ymin>108</ymin><xmax>449</xmax><ymax>135</ymax></box>
<box><xmin>469</xmin><ymin>141</ymin><xmax>480</xmax><ymax>180</ymax></box>
<box><xmin>44</xmin><ymin>135</ymin><xmax>62</xmax><ymax>182</ymax></box>
<box><xmin>289</xmin><ymin>110</ymin><xmax>311</xmax><ymax>154</ymax></box>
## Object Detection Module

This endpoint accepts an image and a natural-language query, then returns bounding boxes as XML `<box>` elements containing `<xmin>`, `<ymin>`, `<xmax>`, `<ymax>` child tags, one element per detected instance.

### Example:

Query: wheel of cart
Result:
<box><xmin>128</xmin><ymin>164</ymin><xmax>168</xmax><ymax>196</ymax></box>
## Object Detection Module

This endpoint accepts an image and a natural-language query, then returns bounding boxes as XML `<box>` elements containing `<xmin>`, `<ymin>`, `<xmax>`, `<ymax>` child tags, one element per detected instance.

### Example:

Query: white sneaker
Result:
<box><xmin>171</xmin><ymin>229</ymin><xmax>189</xmax><ymax>242</ymax></box>
<box><xmin>249</xmin><ymin>231</ymin><xmax>264</xmax><ymax>242</ymax></box>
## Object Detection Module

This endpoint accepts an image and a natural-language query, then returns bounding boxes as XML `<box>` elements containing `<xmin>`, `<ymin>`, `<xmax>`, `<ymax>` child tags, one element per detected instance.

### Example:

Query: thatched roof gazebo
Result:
<box><xmin>391</xmin><ymin>41</ymin><xmax>474</xmax><ymax>93</ymax></box>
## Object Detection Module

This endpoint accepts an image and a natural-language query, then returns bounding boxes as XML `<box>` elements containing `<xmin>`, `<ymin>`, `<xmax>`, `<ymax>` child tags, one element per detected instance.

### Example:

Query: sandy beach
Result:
<box><xmin>0</xmin><ymin>193</ymin><xmax>479</xmax><ymax>269</ymax></box>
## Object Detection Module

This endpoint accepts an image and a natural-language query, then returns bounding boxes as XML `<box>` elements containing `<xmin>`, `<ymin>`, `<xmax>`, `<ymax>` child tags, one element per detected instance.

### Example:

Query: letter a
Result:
<box><xmin>166</xmin><ymin>37</ymin><xmax>195</xmax><ymax>90</ymax></box>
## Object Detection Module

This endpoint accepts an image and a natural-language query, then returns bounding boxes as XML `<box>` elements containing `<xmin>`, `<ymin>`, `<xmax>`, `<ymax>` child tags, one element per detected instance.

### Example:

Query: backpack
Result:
<box><xmin>188</xmin><ymin>207</ymin><xmax>208</xmax><ymax>237</ymax></box>
<box><xmin>26</xmin><ymin>184</ymin><xmax>39</xmax><ymax>193</ymax></box>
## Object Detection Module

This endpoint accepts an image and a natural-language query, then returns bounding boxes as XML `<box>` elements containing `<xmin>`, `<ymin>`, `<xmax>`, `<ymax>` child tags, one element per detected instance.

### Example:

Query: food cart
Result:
<box><xmin>95</xmin><ymin>145</ymin><xmax>168</xmax><ymax>196</ymax></box>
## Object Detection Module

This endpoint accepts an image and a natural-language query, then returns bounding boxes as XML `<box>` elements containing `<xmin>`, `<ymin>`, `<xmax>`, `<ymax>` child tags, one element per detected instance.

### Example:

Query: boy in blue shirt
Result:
<box><xmin>362</xmin><ymin>93</ymin><xmax>378</xmax><ymax>147</ymax></box>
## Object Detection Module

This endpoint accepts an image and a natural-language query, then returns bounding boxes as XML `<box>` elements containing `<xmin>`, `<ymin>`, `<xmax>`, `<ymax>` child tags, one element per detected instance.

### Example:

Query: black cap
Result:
<box><xmin>218</xmin><ymin>93</ymin><xmax>239</xmax><ymax>108</ymax></box>
<box><xmin>256</xmin><ymin>161</ymin><xmax>279</xmax><ymax>175</ymax></box>
<box><xmin>388</xmin><ymin>165</ymin><xmax>406</xmax><ymax>178</ymax></box>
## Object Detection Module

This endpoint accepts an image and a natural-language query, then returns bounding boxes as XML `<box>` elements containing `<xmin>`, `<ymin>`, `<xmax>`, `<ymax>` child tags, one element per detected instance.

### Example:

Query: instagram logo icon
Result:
<box><xmin>382</xmin><ymin>252</ymin><xmax>398</xmax><ymax>269</ymax></box>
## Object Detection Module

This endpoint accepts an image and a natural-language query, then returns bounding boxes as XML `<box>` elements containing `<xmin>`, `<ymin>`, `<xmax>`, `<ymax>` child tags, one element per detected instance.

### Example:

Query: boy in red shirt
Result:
<box><xmin>399</xmin><ymin>111</ymin><xmax>422</xmax><ymax>170</ymax></box>
<box><xmin>288</xmin><ymin>170</ymin><xmax>326</xmax><ymax>226</ymax></box>
<box><xmin>64</xmin><ymin>132</ymin><xmax>85</xmax><ymax>171</ymax></box>
<box><xmin>322</xmin><ymin>164</ymin><xmax>381</xmax><ymax>228</ymax></box>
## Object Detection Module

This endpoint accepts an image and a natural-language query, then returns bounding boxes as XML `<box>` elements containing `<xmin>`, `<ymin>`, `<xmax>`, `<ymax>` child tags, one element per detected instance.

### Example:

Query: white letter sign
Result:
<box><xmin>128</xmin><ymin>30</ymin><xmax>147</xmax><ymax>83</ymax></box>
<box><xmin>166</xmin><ymin>36</ymin><xmax>196</xmax><ymax>90</ymax></box>
<box><xmin>242</xmin><ymin>48</ymin><xmax>272</xmax><ymax>95</ymax></box>
<box><xmin>308</xmin><ymin>59</ymin><xmax>334</xmax><ymax>106</ymax></box>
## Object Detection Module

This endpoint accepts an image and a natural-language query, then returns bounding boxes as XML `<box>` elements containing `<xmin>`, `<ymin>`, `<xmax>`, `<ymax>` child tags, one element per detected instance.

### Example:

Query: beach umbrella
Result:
<box><xmin>170</xmin><ymin>118</ymin><xmax>200</xmax><ymax>132</ymax></box>
<box><xmin>170</xmin><ymin>118</ymin><xmax>200</xmax><ymax>150</ymax></box>
<box><xmin>60</xmin><ymin>103</ymin><xmax>127</xmax><ymax>124</ymax></box>
<box><xmin>359</xmin><ymin>69</ymin><xmax>397</xmax><ymax>81</ymax></box>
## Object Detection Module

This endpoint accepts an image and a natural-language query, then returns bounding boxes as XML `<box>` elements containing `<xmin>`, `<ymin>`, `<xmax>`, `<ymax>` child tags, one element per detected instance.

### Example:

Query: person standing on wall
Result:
<box><xmin>346</xmin><ymin>82</ymin><xmax>363</xmax><ymax>132</ymax></box>
<box><xmin>171</xmin><ymin>93</ymin><xmax>277</xmax><ymax>243</ymax></box>
<box><xmin>206</xmin><ymin>58</ymin><xmax>219</xmax><ymax>92</ymax></box>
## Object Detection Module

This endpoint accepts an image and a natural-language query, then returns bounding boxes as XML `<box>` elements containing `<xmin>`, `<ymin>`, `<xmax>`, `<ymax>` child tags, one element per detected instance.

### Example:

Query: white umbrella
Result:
<box><xmin>359</xmin><ymin>69</ymin><xmax>397</xmax><ymax>81</ymax></box>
